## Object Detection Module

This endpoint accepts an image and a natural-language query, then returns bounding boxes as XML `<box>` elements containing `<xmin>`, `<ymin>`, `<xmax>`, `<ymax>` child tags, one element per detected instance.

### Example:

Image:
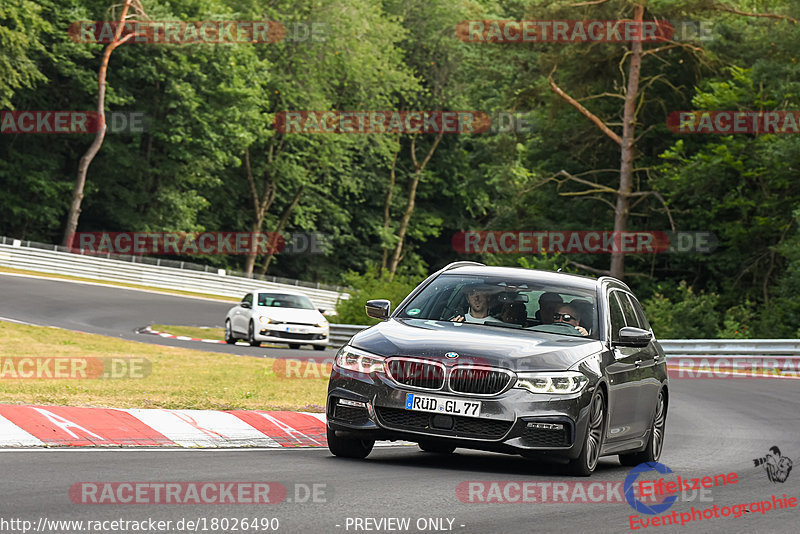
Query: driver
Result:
<box><xmin>452</xmin><ymin>284</ymin><xmax>500</xmax><ymax>324</ymax></box>
<box><xmin>553</xmin><ymin>303</ymin><xmax>589</xmax><ymax>336</ymax></box>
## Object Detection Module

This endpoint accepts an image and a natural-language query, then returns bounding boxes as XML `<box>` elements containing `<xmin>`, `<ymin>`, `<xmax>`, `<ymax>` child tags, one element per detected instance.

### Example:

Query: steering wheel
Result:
<box><xmin>553</xmin><ymin>320</ymin><xmax>583</xmax><ymax>333</ymax></box>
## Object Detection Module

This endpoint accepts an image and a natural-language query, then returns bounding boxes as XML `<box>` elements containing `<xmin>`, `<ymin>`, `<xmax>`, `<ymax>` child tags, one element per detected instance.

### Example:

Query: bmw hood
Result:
<box><xmin>350</xmin><ymin>318</ymin><xmax>603</xmax><ymax>371</ymax></box>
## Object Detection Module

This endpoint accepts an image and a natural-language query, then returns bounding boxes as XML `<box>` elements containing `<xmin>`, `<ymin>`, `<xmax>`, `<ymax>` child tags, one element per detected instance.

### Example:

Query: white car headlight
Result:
<box><xmin>315</xmin><ymin>320</ymin><xmax>329</xmax><ymax>328</ymax></box>
<box><xmin>515</xmin><ymin>371</ymin><xmax>588</xmax><ymax>395</ymax></box>
<box><xmin>258</xmin><ymin>316</ymin><xmax>272</xmax><ymax>324</ymax></box>
<box><xmin>335</xmin><ymin>346</ymin><xmax>385</xmax><ymax>374</ymax></box>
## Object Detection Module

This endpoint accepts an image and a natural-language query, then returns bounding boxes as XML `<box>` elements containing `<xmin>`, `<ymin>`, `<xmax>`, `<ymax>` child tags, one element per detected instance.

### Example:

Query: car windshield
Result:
<box><xmin>397</xmin><ymin>274</ymin><xmax>598</xmax><ymax>339</ymax></box>
<box><xmin>257</xmin><ymin>293</ymin><xmax>315</xmax><ymax>310</ymax></box>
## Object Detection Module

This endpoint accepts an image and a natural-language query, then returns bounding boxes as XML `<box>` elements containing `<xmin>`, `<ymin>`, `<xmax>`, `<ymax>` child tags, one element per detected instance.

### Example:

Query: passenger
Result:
<box><xmin>553</xmin><ymin>303</ymin><xmax>589</xmax><ymax>336</ymax></box>
<box><xmin>499</xmin><ymin>300</ymin><xmax>527</xmax><ymax>326</ymax></box>
<box><xmin>536</xmin><ymin>292</ymin><xmax>563</xmax><ymax>324</ymax></box>
<box><xmin>569</xmin><ymin>299</ymin><xmax>595</xmax><ymax>335</ymax></box>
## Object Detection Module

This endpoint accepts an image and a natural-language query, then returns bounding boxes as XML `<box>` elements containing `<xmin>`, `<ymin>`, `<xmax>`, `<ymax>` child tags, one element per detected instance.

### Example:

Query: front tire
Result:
<box><xmin>327</xmin><ymin>427</ymin><xmax>374</xmax><ymax>459</ymax></box>
<box><xmin>313</xmin><ymin>344</ymin><xmax>327</xmax><ymax>351</ymax></box>
<box><xmin>224</xmin><ymin>320</ymin><xmax>236</xmax><ymax>344</ymax></box>
<box><xmin>619</xmin><ymin>389</ymin><xmax>667</xmax><ymax>466</ymax></box>
<box><xmin>568</xmin><ymin>388</ymin><xmax>606</xmax><ymax>477</ymax></box>
<box><xmin>288</xmin><ymin>343</ymin><xmax>302</xmax><ymax>350</ymax></box>
<box><xmin>248</xmin><ymin>321</ymin><xmax>260</xmax><ymax>347</ymax></box>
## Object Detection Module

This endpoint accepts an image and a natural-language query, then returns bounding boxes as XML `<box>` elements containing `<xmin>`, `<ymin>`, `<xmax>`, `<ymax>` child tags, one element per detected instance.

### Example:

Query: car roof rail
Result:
<box><xmin>597</xmin><ymin>275</ymin><xmax>631</xmax><ymax>291</ymax></box>
<box><xmin>443</xmin><ymin>261</ymin><xmax>486</xmax><ymax>271</ymax></box>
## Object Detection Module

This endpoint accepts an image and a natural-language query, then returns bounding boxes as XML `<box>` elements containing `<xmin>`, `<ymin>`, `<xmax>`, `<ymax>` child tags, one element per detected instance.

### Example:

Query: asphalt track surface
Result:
<box><xmin>0</xmin><ymin>273</ymin><xmax>339</xmax><ymax>359</ymax></box>
<box><xmin>0</xmin><ymin>273</ymin><xmax>798</xmax><ymax>533</ymax></box>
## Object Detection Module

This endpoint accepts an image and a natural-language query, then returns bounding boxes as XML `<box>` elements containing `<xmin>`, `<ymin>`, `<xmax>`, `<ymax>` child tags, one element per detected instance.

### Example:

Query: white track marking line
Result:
<box><xmin>0</xmin><ymin>414</ymin><xmax>45</xmax><ymax>446</ymax></box>
<box><xmin>125</xmin><ymin>409</ymin><xmax>281</xmax><ymax>448</ymax></box>
<box><xmin>0</xmin><ymin>316</ymin><xmax>40</xmax><ymax>326</ymax></box>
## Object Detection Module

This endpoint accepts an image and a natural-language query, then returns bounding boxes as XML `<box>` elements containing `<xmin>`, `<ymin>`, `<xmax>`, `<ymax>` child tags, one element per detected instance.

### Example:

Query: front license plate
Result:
<box><xmin>286</xmin><ymin>327</ymin><xmax>307</xmax><ymax>334</ymax></box>
<box><xmin>405</xmin><ymin>393</ymin><xmax>481</xmax><ymax>418</ymax></box>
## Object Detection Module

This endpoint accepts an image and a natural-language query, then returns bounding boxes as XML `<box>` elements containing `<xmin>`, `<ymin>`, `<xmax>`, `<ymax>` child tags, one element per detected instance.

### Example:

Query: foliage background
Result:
<box><xmin>2</xmin><ymin>0</ymin><xmax>799</xmax><ymax>337</ymax></box>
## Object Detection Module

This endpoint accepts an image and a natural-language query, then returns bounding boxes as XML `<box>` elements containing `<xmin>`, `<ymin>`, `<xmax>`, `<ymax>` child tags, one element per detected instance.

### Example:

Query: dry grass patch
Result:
<box><xmin>150</xmin><ymin>324</ymin><xmax>225</xmax><ymax>339</ymax></box>
<box><xmin>0</xmin><ymin>321</ymin><xmax>327</xmax><ymax>411</ymax></box>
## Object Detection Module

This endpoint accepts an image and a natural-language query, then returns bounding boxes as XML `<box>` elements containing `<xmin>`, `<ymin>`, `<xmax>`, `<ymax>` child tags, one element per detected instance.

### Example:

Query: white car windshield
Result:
<box><xmin>257</xmin><ymin>293</ymin><xmax>315</xmax><ymax>310</ymax></box>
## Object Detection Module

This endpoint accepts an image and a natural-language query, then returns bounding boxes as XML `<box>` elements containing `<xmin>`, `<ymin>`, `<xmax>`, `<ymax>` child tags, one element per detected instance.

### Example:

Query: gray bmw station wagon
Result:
<box><xmin>326</xmin><ymin>262</ymin><xmax>668</xmax><ymax>476</ymax></box>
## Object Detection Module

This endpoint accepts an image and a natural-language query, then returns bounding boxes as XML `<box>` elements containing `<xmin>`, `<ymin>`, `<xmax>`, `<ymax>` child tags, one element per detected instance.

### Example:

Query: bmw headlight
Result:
<box><xmin>335</xmin><ymin>346</ymin><xmax>385</xmax><ymax>373</ymax></box>
<box><xmin>515</xmin><ymin>371</ymin><xmax>588</xmax><ymax>394</ymax></box>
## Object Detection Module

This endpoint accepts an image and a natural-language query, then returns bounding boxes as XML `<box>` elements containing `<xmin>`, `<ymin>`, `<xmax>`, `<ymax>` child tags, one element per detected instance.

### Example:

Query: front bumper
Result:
<box><xmin>256</xmin><ymin>324</ymin><xmax>328</xmax><ymax>345</ymax></box>
<box><xmin>326</xmin><ymin>366</ymin><xmax>595</xmax><ymax>460</ymax></box>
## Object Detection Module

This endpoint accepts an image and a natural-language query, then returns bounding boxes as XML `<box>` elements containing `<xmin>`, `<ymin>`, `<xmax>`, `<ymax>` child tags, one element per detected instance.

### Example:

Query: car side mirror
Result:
<box><xmin>365</xmin><ymin>299</ymin><xmax>391</xmax><ymax>321</ymax></box>
<box><xmin>614</xmin><ymin>326</ymin><xmax>652</xmax><ymax>348</ymax></box>
<box><xmin>240</xmin><ymin>301</ymin><xmax>251</xmax><ymax>309</ymax></box>
<box><xmin>318</xmin><ymin>308</ymin><xmax>326</xmax><ymax>314</ymax></box>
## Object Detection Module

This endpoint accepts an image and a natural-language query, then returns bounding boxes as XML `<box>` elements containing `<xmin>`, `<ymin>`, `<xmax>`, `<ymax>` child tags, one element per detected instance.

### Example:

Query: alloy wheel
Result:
<box><xmin>585</xmin><ymin>392</ymin><xmax>604</xmax><ymax>470</ymax></box>
<box><xmin>651</xmin><ymin>391</ymin><xmax>666</xmax><ymax>460</ymax></box>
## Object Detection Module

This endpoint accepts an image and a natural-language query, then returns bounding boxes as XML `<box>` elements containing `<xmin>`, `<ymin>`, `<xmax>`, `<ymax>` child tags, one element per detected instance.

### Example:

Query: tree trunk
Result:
<box><xmin>62</xmin><ymin>0</ymin><xmax>135</xmax><ymax>247</ymax></box>
<box><xmin>387</xmin><ymin>133</ymin><xmax>443</xmax><ymax>280</ymax></box>
<box><xmin>243</xmin><ymin>146</ymin><xmax>275</xmax><ymax>276</ymax></box>
<box><xmin>380</xmin><ymin>147</ymin><xmax>399</xmax><ymax>273</ymax></box>
<box><xmin>258</xmin><ymin>185</ymin><xmax>304</xmax><ymax>275</ymax></box>
<box><xmin>610</xmin><ymin>4</ymin><xmax>643</xmax><ymax>280</ymax></box>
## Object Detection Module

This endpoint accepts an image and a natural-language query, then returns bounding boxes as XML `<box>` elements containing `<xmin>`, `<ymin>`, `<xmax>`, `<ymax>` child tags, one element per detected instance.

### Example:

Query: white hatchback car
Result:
<box><xmin>225</xmin><ymin>289</ymin><xmax>329</xmax><ymax>350</ymax></box>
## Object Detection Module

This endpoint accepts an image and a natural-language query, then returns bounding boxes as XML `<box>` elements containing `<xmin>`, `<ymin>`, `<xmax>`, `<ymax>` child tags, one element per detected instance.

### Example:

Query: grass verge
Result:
<box><xmin>150</xmin><ymin>324</ymin><xmax>225</xmax><ymax>339</ymax></box>
<box><xmin>0</xmin><ymin>321</ymin><xmax>327</xmax><ymax>411</ymax></box>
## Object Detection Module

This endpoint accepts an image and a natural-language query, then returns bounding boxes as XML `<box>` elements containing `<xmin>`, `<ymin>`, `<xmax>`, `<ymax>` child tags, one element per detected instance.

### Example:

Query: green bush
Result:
<box><xmin>642</xmin><ymin>281</ymin><xmax>720</xmax><ymax>339</ymax></box>
<box><xmin>332</xmin><ymin>266</ymin><xmax>423</xmax><ymax>325</ymax></box>
<box><xmin>718</xmin><ymin>302</ymin><xmax>756</xmax><ymax>339</ymax></box>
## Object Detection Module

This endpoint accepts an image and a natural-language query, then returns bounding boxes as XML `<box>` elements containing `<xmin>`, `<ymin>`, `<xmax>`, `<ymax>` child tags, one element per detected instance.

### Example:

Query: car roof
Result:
<box><xmin>441</xmin><ymin>265</ymin><xmax>601</xmax><ymax>291</ymax></box>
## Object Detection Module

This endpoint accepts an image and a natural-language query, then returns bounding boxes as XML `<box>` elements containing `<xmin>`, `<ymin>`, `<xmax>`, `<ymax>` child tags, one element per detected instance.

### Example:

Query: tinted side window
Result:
<box><xmin>608</xmin><ymin>291</ymin><xmax>626</xmax><ymax>342</ymax></box>
<box><xmin>628</xmin><ymin>294</ymin><xmax>651</xmax><ymax>330</ymax></box>
<box><xmin>242</xmin><ymin>293</ymin><xmax>253</xmax><ymax>306</ymax></box>
<box><xmin>617</xmin><ymin>291</ymin><xmax>640</xmax><ymax>329</ymax></box>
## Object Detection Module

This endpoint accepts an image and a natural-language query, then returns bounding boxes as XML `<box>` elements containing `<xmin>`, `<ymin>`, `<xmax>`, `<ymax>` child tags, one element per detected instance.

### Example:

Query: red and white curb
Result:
<box><xmin>139</xmin><ymin>326</ymin><xmax>228</xmax><ymax>345</ymax></box>
<box><xmin>0</xmin><ymin>404</ymin><xmax>329</xmax><ymax>448</ymax></box>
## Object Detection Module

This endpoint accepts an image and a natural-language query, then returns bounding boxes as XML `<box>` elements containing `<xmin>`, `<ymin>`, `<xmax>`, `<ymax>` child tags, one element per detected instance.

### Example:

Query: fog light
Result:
<box><xmin>526</xmin><ymin>422</ymin><xmax>564</xmax><ymax>430</ymax></box>
<box><xmin>338</xmin><ymin>398</ymin><xmax>366</xmax><ymax>408</ymax></box>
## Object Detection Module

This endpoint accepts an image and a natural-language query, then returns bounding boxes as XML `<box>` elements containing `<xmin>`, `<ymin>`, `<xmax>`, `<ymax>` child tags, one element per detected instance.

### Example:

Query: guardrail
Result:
<box><xmin>328</xmin><ymin>324</ymin><xmax>370</xmax><ymax>346</ymax></box>
<box><xmin>327</xmin><ymin>325</ymin><xmax>800</xmax><ymax>358</ymax></box>
<box><xmin>0</xmin><ymin>237</ymin><xmax>347</xmax><ymax>311</ymax></box>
